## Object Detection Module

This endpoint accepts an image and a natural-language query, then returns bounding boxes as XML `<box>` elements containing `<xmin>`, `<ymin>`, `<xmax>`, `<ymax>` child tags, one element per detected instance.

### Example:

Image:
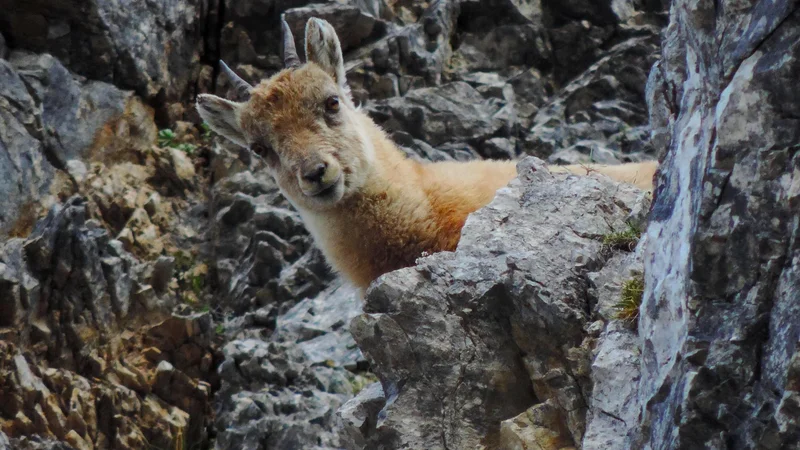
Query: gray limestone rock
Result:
<box><xmin>208</xmin><ymin>161</ymin><xmax>334</xmax><ymax>314</ymax></box>
<box><xmin>583</xmin><ymin>246</ymin><xmax>646</xmax><ymax>450</ymax></box>
<box><xmin>214</xmin><ymin>279</ymin><xmax>371</xmax><ymax>450</ymax></box>
<box><xmin>0</xmin><ymin>196</ymin><xmax>153</xmax><ymax>364</ymax></box>
<box><xmin>10</xmin><ymin>52</ymin><xmax>155</xmax><ymax>168</ymax></box>
<box><xmin>337</xmin><ymin>382</ymin><xmax>385</xmax><ymax>450</ymax></box>
<box><xmin>525</xmin><ymin>35</ymin><xmax>661</xmax><ymax>161</ymax></box>
<box><xmin>366</xmin><ymin>81</ymin><xmax>513</xmax><ymax>147</ymax></box>
<box><xmin>283</xmin><ymin>4</ymin><xmax>383</xmax><ymax>53</ymax></box>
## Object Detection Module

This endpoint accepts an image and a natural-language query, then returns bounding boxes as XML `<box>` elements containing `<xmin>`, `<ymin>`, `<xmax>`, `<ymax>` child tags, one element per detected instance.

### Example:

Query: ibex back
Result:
<box><xmin>197</xmin><ymin>17</ymin><xmax>658</xmax><ymax>293</ymax></box>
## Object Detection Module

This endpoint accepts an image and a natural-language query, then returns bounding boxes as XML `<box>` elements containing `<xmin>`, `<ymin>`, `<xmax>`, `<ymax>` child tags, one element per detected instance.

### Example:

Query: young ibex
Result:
<box><xmin>197</xmin><ymin>18</ymin><xmax>658</xmax><ymax>292</ymax></box>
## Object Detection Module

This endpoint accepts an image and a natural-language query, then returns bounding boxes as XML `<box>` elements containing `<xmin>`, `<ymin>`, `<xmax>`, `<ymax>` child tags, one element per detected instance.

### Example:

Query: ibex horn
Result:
<box><xmin>282</xmin><ymin>18</ymin><xmax>301</xmax><ymax>69</ymax></box>
<box><xmin>219</xmin><ymin>60</ymin><xmax>252</xmax><ymax>100</ymax></box>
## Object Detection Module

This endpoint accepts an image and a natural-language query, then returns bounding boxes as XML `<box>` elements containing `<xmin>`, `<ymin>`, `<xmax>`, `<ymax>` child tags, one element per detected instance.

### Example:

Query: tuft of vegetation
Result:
<box><xmin>158</xmin><ymin>128</ymin><xmax>177</xmax><ymax>147</ymax></box>
<box><xmin>172</xmin><ymin>249</ymin><xmax>194</xmax><ymax>272</ymax></box>
<box><xmin>190</xmin><ymin>274</ymin><xmax>204</xmax><ymax>295</ymax></box>
<box><xmin>602</xmin><ymin>222</ymin><xmax>642</xmax><ymax>252</ymax></box>
<box><xmin>200</xmin><ymin>122</ymin><xmax>216</xmax><ymax>140</ymax></box>
<box><xmin>215</xmin><ymin>323</ymin><xmax>225</xmax><ymax>335</ymax></box>
<box><xmin>351</xmin><ymin>372</ymin><xmax>380</xmax><ymax>395</ymax></box>
<box><xmin>158</xmin><ymin>128</ymin><xmax>197</xmax><ymax>155</ymax></box>
<box><xmin>614</xmin><ymin>274</ymin><xmax>644</xmax><ymax>324</ymax></box>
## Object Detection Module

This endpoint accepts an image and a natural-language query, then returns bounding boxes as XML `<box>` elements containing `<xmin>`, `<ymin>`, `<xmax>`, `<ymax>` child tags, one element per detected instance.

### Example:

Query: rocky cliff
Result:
<box><xmin>1</xmin><ymin>0</ymin><xmax>797</xmax><ymax>449</ymax></box>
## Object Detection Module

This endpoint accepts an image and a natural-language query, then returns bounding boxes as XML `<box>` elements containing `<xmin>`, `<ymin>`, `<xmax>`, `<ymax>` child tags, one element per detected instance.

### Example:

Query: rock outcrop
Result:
<box><xmin>0</xmin><ymin>196</ymin><xmax>219</xmax><ymax>449</ymax></box>
<box><xmin>341</xmin><ymin>1</ymin><xmax>800</xmax><ymax>449</ymax></box>
<box><xmin>635</xmin><ymin>2</ymin><xmax>800</xmax><ymax>448</ymax></box>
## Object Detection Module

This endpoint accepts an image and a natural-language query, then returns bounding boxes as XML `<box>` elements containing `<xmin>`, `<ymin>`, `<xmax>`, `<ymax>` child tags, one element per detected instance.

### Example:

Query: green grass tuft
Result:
<box><xmin>158</xmin><ymin>128</ymin><xmax>197</xmax><ymax>154</ymax></box>
<box><xmin>602</xmin><ymin>223</ymin><xmax>642</xmax><ymax>252</ymax></box>
<box><xmin>351</xmin><ymin>372</ymin><xmax>379</xmax><ymax>395</ymax></box>
<box><xmin>614</xmin><ymin>275</ymin><xmax>644</xmax><ymax>323</ymax></box>
<box><xmin>200</xmin><ymin>122</ymin><xmax>216</xmax><ymax>140</ymax></box>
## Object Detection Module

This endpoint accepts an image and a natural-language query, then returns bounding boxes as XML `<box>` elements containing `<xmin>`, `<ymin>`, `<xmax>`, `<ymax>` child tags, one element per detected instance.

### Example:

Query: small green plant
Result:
<box><xmin>200</xmin><ymin>122</ymin><xmax>216</xmax><ymax>140</ymax></box>
<box><xmin>158</xmin><ymin>128</ymin><xmax>197</xmax><ymax>154</ymax></box>
<box><xmin>190</xmin><ymin>274</ymin><xmax>204</xmax><ymax>295</ymax></box>
<box><xmin>602</xmin><ymin>222</ymin><xmax>642</xmax><ymax>252</ymax></box>
<box><xmin>351</xmin><ymin>372</ymin><xmax>380</xmax><ymax>395</ymax></box>
<box><xmin>215</xmin><ymin>323</ymin><xmax>225</xmax><ymax>335</ymax></box>
<box><xmin>614</xmin><ymin>274</ymin><xmax>644</xmax><ymax>324</ymax></box>
<box><xmin>158</xmin><ymin>128</ymin><xmax>177</xmax><ymax>147</ymax></box>
<box><xmin>174</xmin><ymin>142</ymin><xmax>197</xmax><ymax>154</ymax></box>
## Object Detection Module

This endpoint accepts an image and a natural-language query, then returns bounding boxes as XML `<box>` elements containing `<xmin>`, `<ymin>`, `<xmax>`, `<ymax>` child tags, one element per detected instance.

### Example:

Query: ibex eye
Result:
<box><xmin>325</xmin><ymin>96</ymin><xmax>340</xmax><ymax>113</ymax></box>
<box><xmin>250</xmin><ymin>143</ymin><xmax>270</xmax><ymax>156</ymax></box>
<box><xmin>251</xmin><ymin>143</ymin><xmax>278</xmax><ymax>165</ymax></box>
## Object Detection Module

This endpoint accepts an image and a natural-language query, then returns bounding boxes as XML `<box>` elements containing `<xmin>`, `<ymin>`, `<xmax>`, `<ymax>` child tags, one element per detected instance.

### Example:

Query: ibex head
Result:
<box><xmin>197</xmin><ymin>18</ymin><xmax>374</xmax><ymax>212</ymax></box>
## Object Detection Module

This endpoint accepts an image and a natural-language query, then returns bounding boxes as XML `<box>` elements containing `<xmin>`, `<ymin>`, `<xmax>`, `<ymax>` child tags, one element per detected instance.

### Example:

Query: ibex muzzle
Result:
<box><xmin>297</xmin><ymin>157</ymin><xmax>342</xmax><ymax>197</ymax></box>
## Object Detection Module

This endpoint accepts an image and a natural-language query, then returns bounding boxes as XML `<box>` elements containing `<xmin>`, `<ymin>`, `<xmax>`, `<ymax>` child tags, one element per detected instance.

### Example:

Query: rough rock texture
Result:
<box><xmin>0</xmin><ymin>51</ymin><xmax>155</xmax><ymax>238</ymax></box>
<box><xmin>1</xmin><ymin>39</ymin><xmax>225</xmax><ymax>449</ymax></box>
<box><xmin>0</xmin><ymin>0</ymin><xmax>209</xmax><ymax>108</ymax></box>
<box><xmin>0</xmin><ymin>196</ymin><xmax>220</xmax><ymax>449</ymax></box>
<box><xmin>208</xmin><ymin>156</ymin><xmax>334</xmax><ymax>315</ymax></box>
<box><xmin>347</xmin><ymin>157</ymin><xmax>649</xmax><ymax>449</ymax></box>
<box><xmin>206</xmin><ymin>143</ymin><xmax>373</xmax><ymax>449</ymax></box>
<box><xmin>214</xmin><ymin>280</ymin><xmax>372</xmax><ymax>450</ymax></box>
<box><xmin>582</xmin><ymin>249</ymin><xmax>644</xmax><ymax>450</ymax></box>
<box><xmin>530</xmin><ymin>36</ymin><xmax>661</xmax><ymax>164</ymax></box>
<box><xmin>214</xmin><ymin>0</ymin><xmax>666</xmax><ymax>164</ymax></box>
<box><xmin>634</xmin><ymin>1</ymin><xmax>800</xmax><ymax>448</ymax></box>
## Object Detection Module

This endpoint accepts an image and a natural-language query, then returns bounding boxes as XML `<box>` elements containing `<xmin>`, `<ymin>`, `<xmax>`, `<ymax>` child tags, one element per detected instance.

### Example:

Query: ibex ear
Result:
<box><xmin>196</xmin><ymin>94</ymin><xmax>247</xmax><ymax>147</ymax></box>
<box><xmin>304</xmin><ymin>18</ymin><xmax>347</xmax><ymax>88</ymax></box>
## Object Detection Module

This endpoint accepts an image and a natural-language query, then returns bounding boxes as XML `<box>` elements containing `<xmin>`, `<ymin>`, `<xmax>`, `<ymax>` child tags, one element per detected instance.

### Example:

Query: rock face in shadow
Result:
<box><xmin>0</xmin><ymin>0</ymin><xmax>209</xmax><ymax>107</ymax></box>
<box><xmin>347</xmin><ymin>156</ymin><xmax>650</xmax><ymax>449</ymax></box>
<box><xmin>635</xmin><ymin>2</ymin><xmax>800</xmax><ymax>448</ymax></box>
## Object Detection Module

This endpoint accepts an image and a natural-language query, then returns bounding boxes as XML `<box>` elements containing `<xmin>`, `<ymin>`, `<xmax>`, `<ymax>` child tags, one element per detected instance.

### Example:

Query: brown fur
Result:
<box><xmin>197</xmin><ymin>18</ymin><xmax>658</xmax><ymax>293</ymax></box>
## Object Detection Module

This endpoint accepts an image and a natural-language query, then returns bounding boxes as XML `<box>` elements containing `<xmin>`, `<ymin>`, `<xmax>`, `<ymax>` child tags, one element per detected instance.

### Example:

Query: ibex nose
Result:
<box><xmin>302</xmin><ymin>162</ymin><xmax>328</xmax><ymax>183</ymax></box>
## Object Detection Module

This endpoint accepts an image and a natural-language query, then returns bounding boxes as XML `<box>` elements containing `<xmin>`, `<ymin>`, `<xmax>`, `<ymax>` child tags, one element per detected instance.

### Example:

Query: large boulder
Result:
<box><xmin>347</xmin><ymin>157</ymin><xmax>649</xmax><ymax>448</ymax></box>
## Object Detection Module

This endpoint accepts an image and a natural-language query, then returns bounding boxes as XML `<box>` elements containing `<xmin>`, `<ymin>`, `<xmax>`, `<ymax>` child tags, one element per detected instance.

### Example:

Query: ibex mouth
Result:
<box><xmin>303</xmin><ymin>175</ymin><xmax>343</xmax><ymax>199</ymax></box>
